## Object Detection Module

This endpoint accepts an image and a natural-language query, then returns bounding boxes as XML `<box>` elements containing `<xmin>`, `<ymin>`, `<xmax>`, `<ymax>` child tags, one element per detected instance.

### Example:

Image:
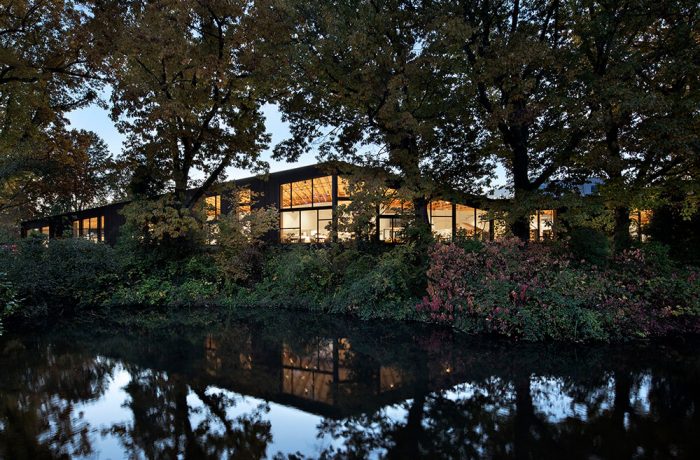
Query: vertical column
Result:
<box><xmin>332</xmin><ymin>175</ymin><xmax>339</xmax><ymax>243</ymax></box>
<box><xmin>451</xmin><ymin>202</ymin><xmax>457</xmax><ymax>242</ymax></box>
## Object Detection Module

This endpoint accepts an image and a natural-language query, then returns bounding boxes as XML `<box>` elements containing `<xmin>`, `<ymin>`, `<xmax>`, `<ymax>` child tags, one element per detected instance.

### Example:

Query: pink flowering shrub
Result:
<box><xmin>420</xmin><ymin>239</ymin><xmax>700</xmax><ymax>342</ymax></box>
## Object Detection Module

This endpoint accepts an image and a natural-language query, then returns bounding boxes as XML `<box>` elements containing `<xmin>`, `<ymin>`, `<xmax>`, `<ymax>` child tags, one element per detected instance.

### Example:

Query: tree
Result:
<box><xmin>21</xmin><ymin>130</ymin><xmax>124</xmax><ymax>216</ymax></box>
<box><xmin>568</xmin><ymin>0</ymin><xmax>700</xmax><ymax>249</ymax></box>
<box><xmin>96</xmin><ymin>0</ymin><xmax>276</xmax><ymax>211</ymax></box>
<box><xmin>436</xmin><ymin>0</ymin><xmax>586</xmax><ymax>240</ymax></box>
<box><xmin>0</xmin><ymin>0</ymin><xmax>108</xmax><ymax>227</ymax></box>
<box><xmin>270</xmin><ymin>0</ymin><xmax>492</xmax><ymax>236</ymax></box>
<box><xmin>214</xmin><ymin>189</ymin><xmax>279</xmax><ymax>284</ymax></box>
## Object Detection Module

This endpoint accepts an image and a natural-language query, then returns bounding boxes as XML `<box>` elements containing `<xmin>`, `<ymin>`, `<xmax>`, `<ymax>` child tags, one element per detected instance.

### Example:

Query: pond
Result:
<box><xmin>1</xmin><ymin>312</ymin><xmax>699</xmax><ymax>459</ymax></box>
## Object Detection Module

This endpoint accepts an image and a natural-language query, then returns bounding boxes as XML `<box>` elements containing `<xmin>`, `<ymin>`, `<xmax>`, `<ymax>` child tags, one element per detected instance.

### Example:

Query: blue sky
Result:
<box><xmin>65</xmin><ymin>102</ymin><xmax>319</xmax><ymax>180</ymax></box>
<box><xmin>66</xmin><ymin>100</ymin><xmax>506</xmax><ymax>191</ymax></box>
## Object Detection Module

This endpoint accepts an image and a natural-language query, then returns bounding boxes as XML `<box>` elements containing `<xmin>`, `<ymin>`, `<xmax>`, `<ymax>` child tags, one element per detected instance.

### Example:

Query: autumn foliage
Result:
<box><xmin>420</xmin><ymin>239</ymin><xmax>700</xmax><ymax>341</ymax></box>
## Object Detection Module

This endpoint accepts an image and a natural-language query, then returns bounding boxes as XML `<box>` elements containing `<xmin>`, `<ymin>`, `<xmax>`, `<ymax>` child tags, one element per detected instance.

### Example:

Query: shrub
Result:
<box><xmin>0</xmin><ymin>237</ymin><xmax>122</xmax><ymax>321</ymax></box>
<box><xmin>247</xmin><ymin>245</ymin><xmax>336</xmax><ymax>309</ymax></box>
<box><xmin>421</xmin><ymin>239</ymin><xmax>699</xmax><ymax>342</ymax></box>
<box><xmin>214</xmin><ymin>205</ymin><xmax>278</xmax><ymax>284</ymax></box>
<box><xmin>0</xmin><ymin>271</ymin><xmax>19</xmax><ymax>335</ymax></box>
<box><xmin>568</xmin><ymin>227</ymin><xmax>610</xmax><ymax>267</ymax></box>
<box><xmin>331</xmin><ymin>244</ymin><xmax>419</xmax><ymax>320</ymax></box>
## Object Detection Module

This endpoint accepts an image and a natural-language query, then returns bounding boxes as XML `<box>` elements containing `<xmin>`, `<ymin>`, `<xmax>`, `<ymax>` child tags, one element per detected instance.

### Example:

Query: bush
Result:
<box><xmin>331</xmin><ymin>244</ymin><xmax>419</xmax><ymax>320</ymax></box>
<box><xmin>0</xmin><ymin>237</ymin><xmax>122</xmax><ymax>321</ymax></box>
<box><xmin>247</xmin><ymin>245</ymin><xmax>336</xmax><ymax>309</ymax></box>
<box><xmin>421</xmin><ymin>239</ymin><xmax>699</xmax><ymax>342</ymax></box>
<box><xmin>568</xmin><ymin>227</ymin><xmax>610</xmax><ymax>267</ymax></box>
<box><xmin>0</xmin><ymin>271</ymin><xmax>19</xmax><ymax>335</ymax></box>
<box><xmin>237</xmin><ymin>243</ymin><xmax>422</xmax><ymax>320</ymax></box>
<box><xmin>106</xmin><ymin>253</ymin><xmax>223</xmax><ymax>309</ymax></box>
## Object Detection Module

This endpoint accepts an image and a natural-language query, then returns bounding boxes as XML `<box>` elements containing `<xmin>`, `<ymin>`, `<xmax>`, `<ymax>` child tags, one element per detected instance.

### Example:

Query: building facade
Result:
<box><xmin>25</xmin><ymin>162</ymin><xmax>639</xmax><ymax>245</ymax></box>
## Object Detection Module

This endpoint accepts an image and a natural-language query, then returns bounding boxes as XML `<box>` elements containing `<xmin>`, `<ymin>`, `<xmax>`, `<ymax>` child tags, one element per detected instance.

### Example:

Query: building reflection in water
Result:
<box><xmin>204</xmin><ymin>331</ymin><xmax>416</xmax><ymax>409</ymax></box>
<box><xmin>3</xmin><ymin>318</ymin><xmax>700</xmax><ymax>459</ymax></box>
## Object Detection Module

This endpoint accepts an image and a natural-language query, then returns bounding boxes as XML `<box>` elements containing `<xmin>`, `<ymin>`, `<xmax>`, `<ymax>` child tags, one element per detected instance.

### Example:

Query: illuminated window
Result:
<box><xmin>292</xmin><ymin>179</ymin><xmax>313</xmax><ymax>207</ymax></box>
<box><xmin>81</xmin><ymin>217</ymin><xmax>100</xmax><ymax>242</ymax></box>
<box><xmin>237</xmin><ymin>188</ymin><xmax>252</xmax><ymax>218</ymax></box>
<box><xmin>539</xmin><ymin>210</ymin><xmax>555</xmax><ymax>240</ymax></box>
<box><xmin>312</xmin><ymin>176</ymin><xmax>332</xmax><ymax>206</ymax></box>
<box><xmin>280</xmin><ymin>209</ymin><xmax>333</xmax><ymax>243</ymax></box>
<box><xmin>456</xmin><ymin>205</ymin><xmax>477</xmax><ymax>236</ymax></box>
<box><xmin>530</xmin><ymin>210</ymin><xmax>556</xmax><ymax>241</ymax></box>
<box><xmin>337</xmin><ymin>200</ymin><xmax>354</xmax><ymax>241</ymax></box>
<box><xmin>630</xmin><ymin>210</ymin><xmax>652</xmax><ymax>242</ymax></box>
<box><xmin>280</xmin><ymin>176</ymin><xmax>334</xmax><ymax>209</ymax></box>
<box><xmin>529</xmin><ymin>213</ymin><xmax>539</xmax><ymax>240</ymax></box>
<box><xmin>476</xmin><ymin>209</ymin><xmax>490</xmax><ymax>238</ymax></box>
<box><xmin>73</xmin><ymin>217</ymin><xmax>103</xmax><ymax>241</ymax></box>
<box><xmin>379</xmin><ymin>217</ymin><xmax>404</xmax><ymax>242</ymax></box>
<box><xmin>205</xmin><ymin>195</ymin><xmax>221</xmax><ymax>221</ymax></box>
<box><xmin>28</xmin><ymin>226</ymin><xmax>50</xmax><ymax>237</ymax></box>
<box><xmin>380</xmin><ymin>189</ymin><xmax>412</xmax><ymax>215</ymax></box>
<box><xmin>281</xmin><ymin>183</ymin><xmax>292</xmax><ymax>208</ymax></box>
<box><xmin>429</xmin><ymin>200</ymin><xmax>453</xmax><ymax>240</ymax></box>
<box><xmin>337</xmin><ymin>177</ymin><xmax>350</xmax><ymax>199</ymax></box>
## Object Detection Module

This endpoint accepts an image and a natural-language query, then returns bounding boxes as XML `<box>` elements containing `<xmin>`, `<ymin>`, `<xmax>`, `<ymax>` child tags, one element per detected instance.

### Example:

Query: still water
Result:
<box><xmin>1</xmin><ymin>312</ymin><xmax>699</xmax><ymax>459</ymax></box>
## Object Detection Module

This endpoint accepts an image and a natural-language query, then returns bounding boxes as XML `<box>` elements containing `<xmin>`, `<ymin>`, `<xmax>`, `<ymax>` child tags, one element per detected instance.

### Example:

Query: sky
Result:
<box><xmin>66</xmin><ymin>100</ymin><xmax>507</xmax><ymax>192</ymax></box>
<box><xmin>65</xmin><ymin>101</ymin><xmax>319</xmax><ymax>181</ymax></box>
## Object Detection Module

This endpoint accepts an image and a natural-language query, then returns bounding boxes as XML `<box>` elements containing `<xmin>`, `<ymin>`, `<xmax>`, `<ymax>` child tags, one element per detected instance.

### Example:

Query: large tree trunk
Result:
<box><xmin>389</xmin><ymin>134</ymin><xmax>431</xmax><ymax>237</ymax></box>
<box><xmin>605</xmin><ymin>121</ymin><xmax>631</xmax><ymax>252</ymax></box>
<box><xmin>511</xmin><ymin>141</ymin><xmax>532</xmax><ymax>241</ymax></box>
<box><xmin>505</xmin><ymin>119</ymin><xmax>533</xmax><ymax>241</ymax></box>
<box><xmin>613</xmin><ymin>205</ymin><xmax>632</xmax><ymax>251</ymax></box>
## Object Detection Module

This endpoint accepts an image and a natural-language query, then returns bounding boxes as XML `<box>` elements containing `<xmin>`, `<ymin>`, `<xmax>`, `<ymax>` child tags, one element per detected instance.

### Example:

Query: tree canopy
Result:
<box><xmin>0</xmin><ymin>0</ymin><xmax>697</xmax><ymax>244</ymax></box>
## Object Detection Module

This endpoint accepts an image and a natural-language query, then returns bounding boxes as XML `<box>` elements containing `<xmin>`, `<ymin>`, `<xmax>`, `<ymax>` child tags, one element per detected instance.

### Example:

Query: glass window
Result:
<box><xmin>205</xmin><ymin>195</ymin><xmax>221</xmax><ymax>221</ymax></box>
<box><xmin>318</xmin><ymin>208</ymin><xmax>332</xmax><ymax>242</ymax></box>
<box><xmin>281</xmin><ymin>211</ymin><xmax>300</xmax><ymax>243</ymax></box>
<box><xmin>337</xmin><ymin>177</ymin><xmax>350</xmax><ymax>199</ymax></box>
<box><xmin>337</xmin><ymin>201</ymin><xmax>354</xmax><ymax>241</ymax></box>
<box><xmin>281</xmin><ymin>183</ymin><xmax>292</xmax><ymax>209</ymax></box>
<box><xmin>379</xmin><ymin>217</ymin><xmax>404</xmax><ymax>242</ymax></box>
<box><xmin>238</xmin><ymin>188</ymin><xmax>252</xmax><ymax>217</ymax></box>
<box><xmin>300</xmin><ymin>209</ymin><xmax>317</xmax><ymax>242</ymax></box>
<box><xmin>380</xmin><ymin>189</ymin><xmax>412</xmax><ymax>215</ymax></box>
<box><xmin>281</xmin><ymin>228</ymin><xmax>300</xmax><ymax>243</ymax></box>
<box><xmin>476</xmin><ymin>209</ymin><xmax>489</xmax><ymax>238</ymax></box>
<box><xmin>630</xmin><ymin>210</ymin><xmax>652</xmax><ymax>242</ymax></box>
<box><xmin>281</xmin><ymin>210</ymin><xmax>300</xmax><ymax>228</ymax></box>
<box><xmin>530</xmin><ymin>210</ymin><xmax>556</xmax><ymax>241</ymax></box>
<box><xmin>281</xmin><ymin>176</ymin><xmax>334</xmax><ymax>209</ymax></box>
<box><xmin>292</xmin><ymin>179</ymin><xmax>313</xmax><ymax>208</ymax></box>
<box><xmin>430</xmin><ymin>200</ymin><xmax>453</xmax><ymax>240</ymax></box>
<box><xmin>73</xmin><ymin>220</ymin><xmax>79</xmax><ymax>238</ymax></box>
<box><xmin>313</xmin><ymin>176</ymin><xmax>332</xmax><ymax>207</ymax></box>
<box><xmin>529</xmin><ymin>213</ymin><xmax>539</xmax><ymax>241</ymax></box>
<box><xmin>81</xmin><ymin>217</ymin><xmax>100</xmax><ymax>242</ymax></box>
<box><xmin>456</xmin><ymin>205</ymin><xmax>476</xmax><ymax>236</ymax></box>
<box><xmin>539</xmin><ymin>210</ymin><xmax>555</xmax><ymax>240</ymax></box>
<box><xmin>281</xmin><ymin>209</ymin><xmax>332</xmax><ymax>243</ymax></box>
<box><xmin>432</xmin><ymin>217</ymin><xmax>452</xmax><ymax>240</ymax></box>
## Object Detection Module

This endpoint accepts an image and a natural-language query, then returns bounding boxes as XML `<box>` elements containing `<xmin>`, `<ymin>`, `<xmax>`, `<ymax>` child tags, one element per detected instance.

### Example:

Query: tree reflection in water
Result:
<box><xmin>1</xmin><ymin>313</ymin><xmax>699</xmax><ymax>459</ymax></box>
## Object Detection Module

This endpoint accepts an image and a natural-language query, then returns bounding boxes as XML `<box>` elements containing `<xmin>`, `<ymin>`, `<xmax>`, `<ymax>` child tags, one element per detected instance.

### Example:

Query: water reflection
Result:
<box><xmin>1</xmin><ymin>314</ymin><xmax>699</xmax><ymax>458</ymax></box>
